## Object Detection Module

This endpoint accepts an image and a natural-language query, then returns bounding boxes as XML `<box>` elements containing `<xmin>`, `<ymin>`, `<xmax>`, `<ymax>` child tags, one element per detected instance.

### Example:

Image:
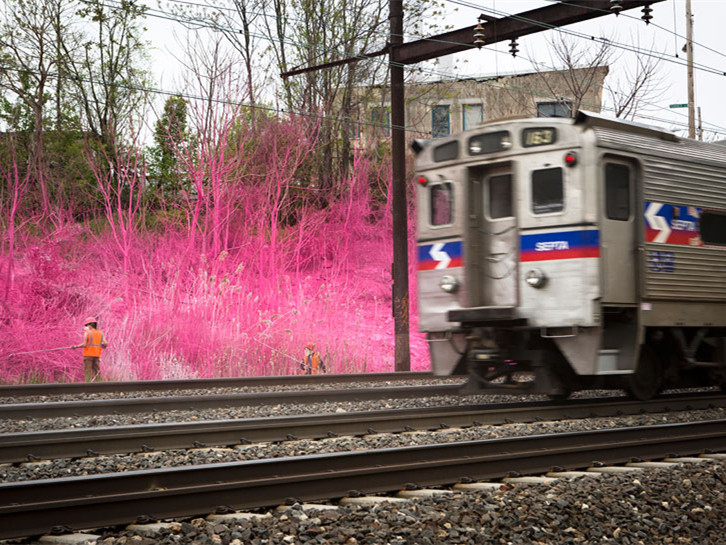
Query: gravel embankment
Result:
<box><xmin>29</xmin><ymin>462</ymin><xmax>726</xmax><ymax>545</ymax></box>
<box><xmin>3</xmin><ymin>407</ymin><xmax>724</xmax><ymax>483</ymax></box>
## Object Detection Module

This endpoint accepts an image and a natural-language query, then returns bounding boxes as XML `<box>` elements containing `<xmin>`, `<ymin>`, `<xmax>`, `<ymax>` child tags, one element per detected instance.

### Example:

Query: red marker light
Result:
<box><xmin>416</xmin><ymin>176</ymin><xmax>428</xmax><ymax>186</ymax></box>
<box><xmin>564</xmin><ymin>151</ymin><xmax>578</xmax><ymax>166</ymax></box>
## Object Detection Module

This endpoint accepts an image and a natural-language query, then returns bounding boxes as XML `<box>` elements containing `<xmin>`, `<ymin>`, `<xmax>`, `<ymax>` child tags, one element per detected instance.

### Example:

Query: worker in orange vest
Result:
<box><xmin>300</xmin><ymin>342</ymin><xmax>326</xmax><ymax>375</ymax></box>
<box><xmin>73</xmin><ymin>317</ymin><xmax>108</xmax><ymax>382</ymax></box>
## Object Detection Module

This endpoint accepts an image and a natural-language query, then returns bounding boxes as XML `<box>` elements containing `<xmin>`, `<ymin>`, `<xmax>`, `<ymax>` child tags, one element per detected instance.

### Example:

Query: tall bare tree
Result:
<box><xmin>63</xmin><ymin>0</ymin><xmax>150</xmax><ymax>154</ymax></box>
<box><xmin>0</xmin><ymin>0</ymin><xmax>75</xmax><ymax>214</ymax></box>
<box><xmin>525</xmin><ymin>34</ymin><xmax>664</xmax><ymax>120</ymax></box>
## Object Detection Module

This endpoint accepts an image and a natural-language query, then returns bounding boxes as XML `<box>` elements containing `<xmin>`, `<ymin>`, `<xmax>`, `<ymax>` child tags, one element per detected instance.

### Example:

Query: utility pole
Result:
<box><xmin>389</xmin><ymin>0</ymin><xmax>410</xmax><ymax>371</ymax></box>
<box><xmin>686</xmin><ymin>0</ymin><xmax>696</xmax><ymax>139</ymax></box>
<box><xmin>280</xmin><ymin>0</ymin><xmax>663</xmax><ymax>373</ymax></box>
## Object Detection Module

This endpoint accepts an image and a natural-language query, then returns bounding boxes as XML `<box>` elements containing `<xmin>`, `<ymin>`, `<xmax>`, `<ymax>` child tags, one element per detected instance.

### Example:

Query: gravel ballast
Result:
<box><xmin>28</xmin><ymin>462</ymin><xmax>726</xmax><ymax>545</ymax></box>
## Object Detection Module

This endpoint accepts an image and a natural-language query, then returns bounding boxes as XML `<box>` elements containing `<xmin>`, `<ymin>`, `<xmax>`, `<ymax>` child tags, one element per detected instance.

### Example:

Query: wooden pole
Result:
<box><xmin>686</xmin><ymin>0</ymin><xmax>696</xmax><ymax>139</ymax></box>
<box><xmin>390</xmin><ymin>0</ymin><xmax>410</xmax><ymax>371</ymax></box>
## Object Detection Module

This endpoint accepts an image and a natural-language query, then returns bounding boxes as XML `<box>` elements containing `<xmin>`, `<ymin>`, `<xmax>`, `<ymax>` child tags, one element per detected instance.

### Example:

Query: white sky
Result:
<box><xmin>142</xmin><ymin>0</ymin><xmax>726</xmax><ymax>140</ymax></box>
<box><xmin>438</xmin><ymin>0</ymin><xmax>726</xmax><ymax>140</ymax></box>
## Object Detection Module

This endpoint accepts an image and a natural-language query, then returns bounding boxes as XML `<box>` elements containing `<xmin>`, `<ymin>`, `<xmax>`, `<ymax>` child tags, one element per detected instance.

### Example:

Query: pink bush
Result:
<box><xmin>0</xmin><ymin>117</ymin><xmax>430</xmax><ymax>383</ymax></box>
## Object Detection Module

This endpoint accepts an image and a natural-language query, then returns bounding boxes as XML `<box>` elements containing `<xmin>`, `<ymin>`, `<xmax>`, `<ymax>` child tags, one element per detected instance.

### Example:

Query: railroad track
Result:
<box><xmin>0</xmin><ymin>383</ymin><xmax>462</xmax><ymax>419</ymax></box>
<box><xmin>0</xmin><ymin>372</ymin><xmax>437</xmax><ymax>398</ymax></box>
<box><xmin>1</xmin><ymin>419</ymin><xmax>724</xmax><ymax>540</ymax></box>
<box><xmin>2</xmin><ymin>392</ymin><xmax>725</xmax><ymax>463</ymax></box>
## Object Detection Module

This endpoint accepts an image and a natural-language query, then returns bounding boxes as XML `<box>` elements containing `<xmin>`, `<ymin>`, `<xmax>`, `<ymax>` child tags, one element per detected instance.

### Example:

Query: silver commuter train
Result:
<box><xmin>414</xmin><ymin>111</ymin><xmax>726</xmax><ymax>400</ymax></box>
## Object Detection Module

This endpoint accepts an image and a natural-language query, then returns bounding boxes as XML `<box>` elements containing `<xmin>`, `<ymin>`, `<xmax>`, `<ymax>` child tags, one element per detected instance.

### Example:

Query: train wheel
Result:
<box><xmin>625</xmin><ymin>346</ymin><xmax>663</xmax><ymax>401</ymax></box>
<box><xmin>547</xmin><ymin>389</ymin><xmax>571</xmax><ymax>402</ymax></box>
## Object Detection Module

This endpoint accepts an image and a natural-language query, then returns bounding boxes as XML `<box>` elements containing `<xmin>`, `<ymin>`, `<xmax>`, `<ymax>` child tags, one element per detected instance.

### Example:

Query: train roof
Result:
<box><xmin>412</xmin><ymin>110</ymin><xmax>725</xmax><ymax>160</ymax></box>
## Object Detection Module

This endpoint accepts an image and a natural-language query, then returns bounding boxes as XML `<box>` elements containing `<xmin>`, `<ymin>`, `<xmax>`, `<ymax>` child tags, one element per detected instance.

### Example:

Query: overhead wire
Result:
<box><xmin>540</xmin><ymin>0</ymin><xmax>726</xmax><ymax>62</ymax></box>
<box><xmin>146</xmin><ymin>0</ymin><xmax>726</xmax><ymax>136</ymax></box>
<box><xmin>22</xmin><ymin>0</ymin><xmax>726</xmax><ymax>139</ymax></box>
<box><xmin>441</xmin><ymin>0</ymin><xmax>726</xmax><ymax>136</ymax></box>
<box><xmin>445</xmin><ymin>0</ymin><xmax>726</xmax><ymax>77</ymax></box>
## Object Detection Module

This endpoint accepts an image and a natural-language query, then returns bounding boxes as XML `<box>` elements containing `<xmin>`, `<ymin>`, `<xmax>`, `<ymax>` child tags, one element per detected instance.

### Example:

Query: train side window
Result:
<box><xmin>489</xmin><ymin>174</ymin><xmax>513</xmax><ymax>219</ymax></box>
<box><xmin>430</xmin><ymin>183</ymin><xmax>453</xmax><ymax>226</ymax></box>
<box><xmin>433</xmin><ymin>141</ymin><xmax>459</xmax><ymax>162</ymax></box>
<box><xmin>531</xmin><ymin>167</ymin><xmax>563</xmax><ymax>214</ymax></box>
<box><xmin>701</xmin><ymin>210</ymin><xmax>726</xmax><ymax>246</ymax></box>
<box><xmin>605</xmin><ymin>163</ymin><xmax>631</xmax><ymax>221</ymax></box>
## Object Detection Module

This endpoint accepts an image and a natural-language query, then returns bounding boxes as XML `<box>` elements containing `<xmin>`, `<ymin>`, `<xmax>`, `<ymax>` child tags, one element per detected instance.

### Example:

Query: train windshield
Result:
<box><xmin>468</xmin><ymin>131</ymin><xmax>511</xmax><ymax>155</ymax></box>
<box><xmin>531</xmin><ymin>167</ymin><xmax>564</xmax><ymax>214</ymax></box>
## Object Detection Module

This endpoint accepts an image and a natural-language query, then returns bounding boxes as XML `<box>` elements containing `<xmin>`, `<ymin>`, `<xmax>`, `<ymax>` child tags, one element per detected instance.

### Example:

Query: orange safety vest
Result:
<box><xmin>83</xmin><ymin>329</ymin><xmax>105</xmax><ymax>358</ymax></box>
<box><xmin>306</xmin><ymin>352</ymin><xmax>324</xmax><ymax>374</ymax></box>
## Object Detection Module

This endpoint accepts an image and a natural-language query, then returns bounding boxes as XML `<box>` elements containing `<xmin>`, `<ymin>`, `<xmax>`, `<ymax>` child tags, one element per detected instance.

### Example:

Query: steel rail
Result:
<box><xmin>2</xmin><ymin>392</ymin><xmax>724</xmax><ymax>463</ymax></box>
<box><xmin>0</xmin><ymin>372</ymin><xmax>437</xmax><ymax>397</ymax></box>
<box><xmin>0</xmin><ymin>384</ymin><xmax>462</xmax><ymax>420</ymax></box>
<box><xmin>0</xmin><ymin>419</ymin><xmax>724</xmax><ymax>540</ymax></box>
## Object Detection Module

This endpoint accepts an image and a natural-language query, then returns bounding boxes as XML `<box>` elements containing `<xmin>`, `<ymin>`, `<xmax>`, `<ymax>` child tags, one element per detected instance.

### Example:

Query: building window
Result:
<box><xmin>463</xmin><ymin>104</ymin><xmax>483</xmax><ymax>131</ymax></box>
<box><xmin>371</xmin><ymin>107</ymin><xmax>390</xmax><ymax>137</ymax></box>
<box><xmin>604</xmin><ymin>163</ymin><xmax>631</xmax><ymax>221</ymax></box>
<box><xmin>536</xmin><ymin>100</ymin><xmax>573</xmax><ymax>118</ymax></box>
<box><xmin>430</xmin><ymin>182</ymin><xmax>453</xmax><ymax>226</ymax></box>
<box><xmin>432</xmin><ymin>105</ymin><xmax>450</xmax><ymax>138</ymax></box>
<box><xmin>531</xmin><ymin>167</ymin><xmax>564</xmax><ymax>214</ymax></box>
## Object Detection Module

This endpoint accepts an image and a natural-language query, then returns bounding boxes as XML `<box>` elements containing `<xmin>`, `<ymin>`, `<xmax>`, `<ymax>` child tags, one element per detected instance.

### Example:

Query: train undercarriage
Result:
<box><xmin>447</xmin><ymin>310</ymin><xmax>726</xmax><ymax>401</ymax></box>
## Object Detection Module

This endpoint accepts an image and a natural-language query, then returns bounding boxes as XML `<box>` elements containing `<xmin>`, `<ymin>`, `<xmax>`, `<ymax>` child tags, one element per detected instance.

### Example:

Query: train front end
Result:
<box><xmin>415</xmin><ymin>117</ymin><xmax>603</xmax><ymax>396</ymax></box>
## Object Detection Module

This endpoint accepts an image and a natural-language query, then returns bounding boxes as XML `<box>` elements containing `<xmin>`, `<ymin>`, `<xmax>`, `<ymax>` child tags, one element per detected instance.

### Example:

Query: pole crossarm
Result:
<box><xmin>393</xmin><ymin>0</ymin><xmax>665</xmax><ymax>64</ymax></box>
<box><xmin>280</xmin><ymin>0</ymin><xmax>665</xmax><ymax>78</ymax></box>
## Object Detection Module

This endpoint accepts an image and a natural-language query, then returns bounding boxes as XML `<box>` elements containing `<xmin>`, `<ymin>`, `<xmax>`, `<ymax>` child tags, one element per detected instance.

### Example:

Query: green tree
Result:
<box><xmin>148</xmin><ymin>95</ymin><xmax>190</xmax><ymax>202</ymax></box>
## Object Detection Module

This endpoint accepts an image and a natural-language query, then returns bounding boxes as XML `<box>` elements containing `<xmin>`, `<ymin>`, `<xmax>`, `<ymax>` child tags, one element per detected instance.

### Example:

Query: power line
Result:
<box><xmin>445</xmin><ymin>0</ymin><xmax>726</xmax><ymax>77</ymax></box>
<box><xmin>434</xmin><ymin>0</ymin><xmax>726</xmax><ymax>136</ymax></box>
<box><xmin>0</xmin><ymin>63</ymin><xmax>431</xmax><ymax>136</ymax></box>
<box><xmin>135</xmin><ymin>0</ymin><xmax>726</xmax><ymax>135</ymax></box>
<box><xmin>541</xmin><ymin>0</ymin><xmax>726</xmax><ymax>62</ymax></box>
<box><xmin>11</xmin><ymin>0</ymin><xmax>725</xmax><ymax>139</ymax></box>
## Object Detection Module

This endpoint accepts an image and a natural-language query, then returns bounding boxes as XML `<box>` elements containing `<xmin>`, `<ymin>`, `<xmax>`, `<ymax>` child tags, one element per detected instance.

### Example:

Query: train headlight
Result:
<box><xmin>439</xmin><ymin>275</ymin><xmax>460</xmax><ymax>293</ymax></box>
<box><xmin>525</xmin><ymin>269</ymin><xmax>548</xmax><ymax>288</ymax></box>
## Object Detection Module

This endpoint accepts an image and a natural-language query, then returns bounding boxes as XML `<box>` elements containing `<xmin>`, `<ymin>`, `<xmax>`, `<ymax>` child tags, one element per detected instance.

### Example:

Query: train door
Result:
<box><xmin>468</xmin><ymin>164</ymin><xmax>518</xmax><ymax>307</ymax></box>
<box><xmin>600</xmin><ymin>159</ymin><xmax>637</xmax><ymax>304</ymax></box>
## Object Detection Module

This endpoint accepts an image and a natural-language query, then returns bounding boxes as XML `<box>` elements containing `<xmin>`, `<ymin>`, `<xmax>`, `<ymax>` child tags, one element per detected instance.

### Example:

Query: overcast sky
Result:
<box><xmin>439</xmin><ymin>0</ymin><xmax>726</xmax><ymax>140</ymax></box>
<box><xmin>144</xmin><ymin>0</ymin><xmax>726</xmax><ymax>141</ymax></box>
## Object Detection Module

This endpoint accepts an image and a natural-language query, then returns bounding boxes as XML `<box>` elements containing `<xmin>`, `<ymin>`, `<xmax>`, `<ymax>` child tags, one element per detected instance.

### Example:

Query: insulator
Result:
<box><xmin>509</xmin><ymin>38</ymin><xmax>519</xmax><ymax>57</ymax></box>
<box><xmin>610</xmin><ymin>0</ymin><xmax>623</xmax><ymax>15</ymax></box>
<box><xmin>642</xmin><ymin>4</ymin><xmax>653</xmax><ymax>24</ymax></box>
<box><xmin>473</xmin><ymin>22</ymin><xmax>485</xmax><ymax>48</ymax></box>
